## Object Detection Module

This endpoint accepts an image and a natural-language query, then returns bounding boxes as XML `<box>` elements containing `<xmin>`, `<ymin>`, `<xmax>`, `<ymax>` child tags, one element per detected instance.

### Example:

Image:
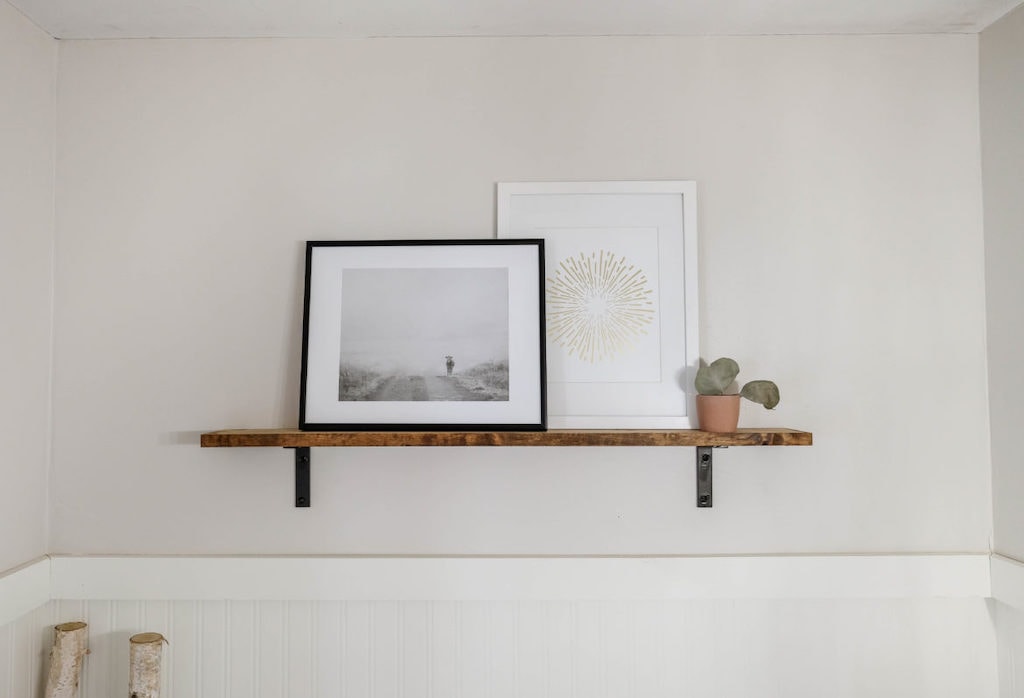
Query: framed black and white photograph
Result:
<box><xmin>497</xmin><ymin>181</ymin><xmax>699</xmax><ymax>429</ymax></box>
<box><xmin>299</xmin><ymin>240</ymin><xmax>546</xmax><ymax>430</ymax></box>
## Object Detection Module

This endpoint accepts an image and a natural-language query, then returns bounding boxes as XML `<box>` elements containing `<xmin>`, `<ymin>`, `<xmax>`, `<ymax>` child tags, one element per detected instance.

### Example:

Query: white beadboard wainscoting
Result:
<box><xmin>46</xmin><ymin>597</ymin><xmax>998</xmax><ymax>698</ymax></box>
<box><xmin>0</xmin><ymin>554</ymin><xmax>1010</xmax><ymax>697</ymax></box>
<box><xmin>996</xmin><ymin>599</ymin><xmax>1024</xmax><ymax>698</ymax></box>
<box><xmin>0</xmin><ymin>602</ymin><xmax>54</xmax><ymax>698</ymax></box>
<box><xmin>993</xmin><ymin>555</ymin><xmax>1024</xmax><ymax>697</ymax></box>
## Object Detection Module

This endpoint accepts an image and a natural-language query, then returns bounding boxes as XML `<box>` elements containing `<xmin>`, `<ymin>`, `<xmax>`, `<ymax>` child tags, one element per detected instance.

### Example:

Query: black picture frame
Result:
<box><xmin>299</xmin><ymin>239</ymin><xmax>547</xmax><ymax>431</ymax></box>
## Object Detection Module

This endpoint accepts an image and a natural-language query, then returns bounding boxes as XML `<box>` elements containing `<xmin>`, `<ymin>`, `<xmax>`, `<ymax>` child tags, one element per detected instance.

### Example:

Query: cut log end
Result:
<box><xmin>54</xmin><ymin>621</ymin><xmax>86</xmax><ymax>632</ymax></box>
<box><xmin>130</xmin><ymin>632</ymin><xmax>166</xmax><ymax>645</ymax></box>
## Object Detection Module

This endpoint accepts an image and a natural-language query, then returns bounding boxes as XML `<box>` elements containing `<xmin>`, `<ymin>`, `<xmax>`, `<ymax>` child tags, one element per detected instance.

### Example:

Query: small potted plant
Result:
<box><xmin>695</xmin><ymin>357</ymin><xmax>779</xmax><ymax>432</ymax></box>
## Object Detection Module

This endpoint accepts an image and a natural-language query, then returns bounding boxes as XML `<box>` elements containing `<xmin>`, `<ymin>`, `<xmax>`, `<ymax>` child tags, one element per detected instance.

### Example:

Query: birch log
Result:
<box><xmin>129</xmin><ymin>633</ymin><xmax>166</xmax><ymax>698</ymax></box>
<box><xmin>44</xmin><ymin>621</ymin><xmax>89</xmax><ymax>698</ymax></box>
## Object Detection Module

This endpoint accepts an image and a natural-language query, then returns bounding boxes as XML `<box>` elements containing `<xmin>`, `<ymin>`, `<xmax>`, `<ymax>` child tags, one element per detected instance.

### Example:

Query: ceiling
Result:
<box><xmin>8</xmin><ymin>0</ymin><xmax>1023</xmax><ymax>39</ymax></box>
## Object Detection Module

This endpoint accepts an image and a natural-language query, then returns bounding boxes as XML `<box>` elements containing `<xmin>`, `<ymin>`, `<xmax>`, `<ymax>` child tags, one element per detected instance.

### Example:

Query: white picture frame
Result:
<box><xmin>497</xmin><ymin>181</ymin><xmax>699</xmax><ymax>429</ymax></box>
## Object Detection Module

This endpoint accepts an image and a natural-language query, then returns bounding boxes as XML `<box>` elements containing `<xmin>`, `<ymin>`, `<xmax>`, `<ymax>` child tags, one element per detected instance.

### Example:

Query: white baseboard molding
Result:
<box><xmin>48</xmin><ymin>554</ymin><xmax>990</xmax><ymax>602</ymax></box>
<box><xmin>0</xmin><ymin>557</ymin><xmax>50</xmax><ymax>626</ymax></box>
<box><xmin>991</xmin><ymin>554</ymin><xmax>1024</xmax><ymax>611</ymax></box>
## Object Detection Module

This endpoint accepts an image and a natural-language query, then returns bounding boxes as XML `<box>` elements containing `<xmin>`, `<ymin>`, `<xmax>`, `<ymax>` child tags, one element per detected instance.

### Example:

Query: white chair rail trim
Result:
<box><xmin>0</xmin><ymin>557</ymin><xmax>50</xmax><ymax>626</ymax></box>
<box><xmin>991</xmin><ymin>553</ymin><xmax>1024</xmax><ymax>612</ymax></box>
<box><xmin>0</xmin><ymin>553</ymin><xmax>1001</xmax><ymax>626</ymax></box>
<box><xmin>51</xmin><ymin>553</ymin><xmax>990</xmax><ymax>601</ymax></box>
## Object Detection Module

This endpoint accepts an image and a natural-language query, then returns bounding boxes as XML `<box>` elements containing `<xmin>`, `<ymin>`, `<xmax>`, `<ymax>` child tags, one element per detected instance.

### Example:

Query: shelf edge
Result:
<box><xmin>200</xmin><ymin>428</ymin><xmax>812</xmax><ymax>448</ymax></box>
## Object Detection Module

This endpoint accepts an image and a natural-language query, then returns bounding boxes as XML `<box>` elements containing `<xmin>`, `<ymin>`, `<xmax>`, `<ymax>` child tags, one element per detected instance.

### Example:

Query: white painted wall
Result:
<box><xmin>981</xmin><ymin>7</ymin><xmax>1024</xmax><ymax>689</ymax></box>
<box><xmin>982</xmin><ymin>2</ymin><xmax>1024</xmax><ymax>564</ymax></box>
<box><xmin>50</xmin><ymin>35</ymin><xmax>989</xmax><ymax>556</ymax></box>
<box><xmin>0</xmin><ymin>1</ymin><xmax>55</xmax><ymax>574</ymax></box>
<box><xmin>0</xmin><ymin>26</ymin><xmax>1003</xmax><ymax>698</ymax></box>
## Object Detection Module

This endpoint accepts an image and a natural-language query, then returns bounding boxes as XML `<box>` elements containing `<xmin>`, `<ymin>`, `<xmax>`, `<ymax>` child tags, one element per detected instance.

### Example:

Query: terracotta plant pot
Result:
<box><xmin>696</xmin><ymin>394</ymin><xmax>741</xmax><ymax>433</ymax></box>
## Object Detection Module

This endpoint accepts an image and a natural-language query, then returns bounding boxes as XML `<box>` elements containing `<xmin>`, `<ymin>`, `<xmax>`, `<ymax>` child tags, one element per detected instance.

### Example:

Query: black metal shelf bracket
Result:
<box><xmin>287</xmin><ymin>447</ymin><xmax>311</xmax><ymax>507</ymax></box>
<box><xmin>696</xmin><ymin>446</ymin><xmax>714</xmax><ymax>508</ymax></box>
<box><xmin>286</xmin><ymin>443</ymin><xmax>728</xmax><ymax>508</ymax></box>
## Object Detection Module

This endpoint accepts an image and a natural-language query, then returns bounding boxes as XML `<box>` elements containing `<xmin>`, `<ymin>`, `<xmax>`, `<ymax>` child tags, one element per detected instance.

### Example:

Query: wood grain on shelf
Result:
<box><xmin>200</xmin><ymin>428</ymin><xmax>812</xmax><ymax>448</ymax></box>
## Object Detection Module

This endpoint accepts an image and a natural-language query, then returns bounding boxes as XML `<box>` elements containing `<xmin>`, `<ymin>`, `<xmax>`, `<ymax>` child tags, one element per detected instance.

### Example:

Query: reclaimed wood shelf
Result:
<box><xmin>201</xmin><ymin>428</ymin><xmax>811</xmax><ymax>509</ymax></box>
<box><xmin>200</xmin><ymin>428</ymin><xmax>811</xmax><ymax>449</ymax></box>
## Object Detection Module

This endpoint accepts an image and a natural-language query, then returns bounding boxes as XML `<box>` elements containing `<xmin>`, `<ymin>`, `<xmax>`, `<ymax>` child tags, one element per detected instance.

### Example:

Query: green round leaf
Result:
<box><xmin>695</xmin><ymin>357</ymin><xmax>740</xmax><ymax>395</ymax></box>
<box><xmin>740</xmin><ymin>380</ymin><xmax>780</xmax><ymax>409</ymax></box>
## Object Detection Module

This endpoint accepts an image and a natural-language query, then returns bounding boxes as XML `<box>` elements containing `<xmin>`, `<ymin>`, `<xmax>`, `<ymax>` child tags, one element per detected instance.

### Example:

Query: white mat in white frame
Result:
<box><xmin>497</xmin><ymin>181</ymin><xmax>699</xmax><ymax>429</ymax></box>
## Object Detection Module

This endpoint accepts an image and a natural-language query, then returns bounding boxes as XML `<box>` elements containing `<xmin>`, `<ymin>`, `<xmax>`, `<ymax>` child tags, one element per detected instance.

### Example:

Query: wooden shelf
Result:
<box><xmin>200</xmin><ymin>428</ymin><xmax>812</xmax><ymax>449</ymax></box>
<box><xmin>200</xmin><ymin>427</ymin><xmax>811</xmax><ymax>509</ymax></box>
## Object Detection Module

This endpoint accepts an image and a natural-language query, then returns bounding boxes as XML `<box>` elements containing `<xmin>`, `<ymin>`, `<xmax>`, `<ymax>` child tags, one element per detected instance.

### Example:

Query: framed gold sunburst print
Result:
<box><xmin>497</xmin><ymin>181</ymin><xmax>698</xmax><ymax>428</ymax></box>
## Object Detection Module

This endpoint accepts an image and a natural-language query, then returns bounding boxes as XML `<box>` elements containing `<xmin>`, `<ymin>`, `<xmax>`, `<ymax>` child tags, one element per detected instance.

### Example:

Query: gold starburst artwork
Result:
<box><xmin>547</xmin><ymin>250</ymin><xmax>655</xmax><ymax>362</ymax></box>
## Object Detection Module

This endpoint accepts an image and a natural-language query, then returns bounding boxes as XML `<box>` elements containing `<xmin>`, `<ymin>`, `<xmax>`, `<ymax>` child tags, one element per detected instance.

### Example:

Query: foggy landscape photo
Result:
<box><xmin>338</xmin><ymin>267</ymin><xmax>510</xmax><ymax>402</ymax></box>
